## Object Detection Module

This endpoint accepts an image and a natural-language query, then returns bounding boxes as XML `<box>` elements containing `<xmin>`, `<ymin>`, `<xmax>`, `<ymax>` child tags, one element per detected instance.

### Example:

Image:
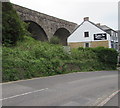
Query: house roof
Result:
<box><xmin>89</xmin><ymin>21</ymin><xmax>118</xmax><ymax>34</ymax></box>
<box><xmin>70</xmin><ymin>20</ymin><xmax>117</xmax><ymax>35</ymax></box>
<box><xmin>88</xmin><ymin>21</ymin><xmax>111</xmax><ymax>35</ymax></box>
<box><xmin>99</xmin><ymin>25</ymin><xmax>117</xmax><ymax>33</ymax></box>
<box><xmin>99</xmin><ymin>25</ymin><xmax>111</xmax><ymax>30</ymax></box>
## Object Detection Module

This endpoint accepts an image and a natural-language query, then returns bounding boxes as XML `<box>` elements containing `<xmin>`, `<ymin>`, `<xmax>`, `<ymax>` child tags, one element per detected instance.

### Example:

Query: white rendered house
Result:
<box><xmin>67</xmin><ymin>17</ymin><xmax>118</xmax><ymax>50</ymax></box>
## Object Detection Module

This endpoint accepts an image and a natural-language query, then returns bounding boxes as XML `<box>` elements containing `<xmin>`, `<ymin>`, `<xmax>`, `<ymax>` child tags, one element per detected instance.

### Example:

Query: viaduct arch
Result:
<box><xmin>13</xmin><ymin>4</ymin><xmax>77</xmax><ymax>45</ymax></box>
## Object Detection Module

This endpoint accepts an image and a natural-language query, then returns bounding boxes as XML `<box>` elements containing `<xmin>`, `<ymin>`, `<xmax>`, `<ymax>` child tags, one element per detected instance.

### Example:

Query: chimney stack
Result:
<box><xmin>84</xmin><ymin>17</ymin><xmax>89</xmax><ymax>21</ymax></box>
<box><xmin>96</xmin><ymin>23</ymin><xmax>100</xmax><ymax>26</ymax></box>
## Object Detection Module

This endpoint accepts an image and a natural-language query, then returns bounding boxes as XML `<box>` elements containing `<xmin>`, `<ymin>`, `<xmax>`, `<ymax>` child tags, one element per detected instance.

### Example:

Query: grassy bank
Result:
<box><xmin>2</xmin><ymin>36</ymin><xmax>118</xmax><ymax>82</ymax></box>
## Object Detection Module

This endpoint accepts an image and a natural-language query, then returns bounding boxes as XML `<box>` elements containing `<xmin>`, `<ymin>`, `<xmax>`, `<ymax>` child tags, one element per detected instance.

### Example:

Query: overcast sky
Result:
<box><xmin>10</xmin><ymin>0</ymin><xmax>119</xmax><ymax>30</ymax></box>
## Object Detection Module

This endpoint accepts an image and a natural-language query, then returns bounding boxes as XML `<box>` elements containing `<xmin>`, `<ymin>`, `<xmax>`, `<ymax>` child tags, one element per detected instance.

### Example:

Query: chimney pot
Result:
<box><xmin>96</xmin><ymin>23</ymin><xmax>100</xmax><ymax>26</ymax></box>
<box><xmin>84</xmin><ymin>17</ymin><xmax>89</xmax><ymax>21</ymax></box>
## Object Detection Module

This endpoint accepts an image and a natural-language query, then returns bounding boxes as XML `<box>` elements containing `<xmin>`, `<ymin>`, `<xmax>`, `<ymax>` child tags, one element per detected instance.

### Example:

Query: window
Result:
<box><xmin>111</xmin><ymin>41</ymin><xmax>114</xmax><ymax>48</ymax></box>
<box><xmin>84</xmin><ymin>32</ymin><xmax>89</xmax><ymax>37</ymax></box>
<box><xmin>85</xmin><ymin>43</ymin><xmax>90</xmax><ymax>48</ymax></box>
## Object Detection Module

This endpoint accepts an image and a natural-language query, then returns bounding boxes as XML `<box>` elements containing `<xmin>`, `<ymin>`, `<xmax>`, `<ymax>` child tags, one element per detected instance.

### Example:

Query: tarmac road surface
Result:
<box><xmin>1</xmin><ymin>71</ymin><xmax>119</xmax><ymax>106</ymax></box>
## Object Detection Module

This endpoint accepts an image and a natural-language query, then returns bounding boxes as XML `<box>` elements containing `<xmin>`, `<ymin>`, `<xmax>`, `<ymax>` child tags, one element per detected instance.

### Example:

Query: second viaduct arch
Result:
<box><xmin>13</xmin><ymin>4</ymin><xmax>77</xmax><ymax>45</ymax></box>
<box><xmin>53</xmin><ymin>28</ymin><xmax>71</xmax><ymax>46</ymax></box>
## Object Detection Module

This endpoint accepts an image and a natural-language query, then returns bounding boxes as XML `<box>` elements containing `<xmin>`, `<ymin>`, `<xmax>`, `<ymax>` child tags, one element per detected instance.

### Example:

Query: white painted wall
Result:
<box><xmin>67</xmin><ymin>21</ymin><xmax>111</xmax><ymax>43</ymax></box>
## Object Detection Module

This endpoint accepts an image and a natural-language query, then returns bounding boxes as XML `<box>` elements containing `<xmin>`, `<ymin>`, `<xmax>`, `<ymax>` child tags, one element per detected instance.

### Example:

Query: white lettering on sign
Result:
<box><xmin>94</xmin><ymin>33</ymin><xmax>107</xmax><ymax>40</ymax></box>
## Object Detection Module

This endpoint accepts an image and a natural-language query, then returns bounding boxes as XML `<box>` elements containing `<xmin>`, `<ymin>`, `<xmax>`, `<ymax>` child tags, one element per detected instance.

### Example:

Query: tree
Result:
<box><xmin>2</xmin><ymin>2</ymin><xmax>28</xmax><ymax>46</ymax></box>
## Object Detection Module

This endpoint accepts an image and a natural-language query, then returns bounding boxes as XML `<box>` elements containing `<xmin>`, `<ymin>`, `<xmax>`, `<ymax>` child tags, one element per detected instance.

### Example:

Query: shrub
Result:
<box><xmin>77</xmin><ymin>47</ymin><xmax>118</xmax><ymax>70</ymax></box>
<box><xmin>71</xmin><ymin>48</ymin><xmax>100</xmax><ymax>71</ymax></box>
<box><xmin>92</xmin><ymin>47</ymin><xmax>118</xmax><ymax>69</ymax></box>
<box><xmin>2</xmin><ymin>37</ymin><xmax>118</xmax><ymax>82</ymax></box>
<box><xmin>2</xmin><ymin>37</ymin><xmax>66</xmax><ymax>81</ymax></box>
<box><xmin>49</xmin><ymin>36</ymin><xmax>60</xmax><ymax>45</ymax></box>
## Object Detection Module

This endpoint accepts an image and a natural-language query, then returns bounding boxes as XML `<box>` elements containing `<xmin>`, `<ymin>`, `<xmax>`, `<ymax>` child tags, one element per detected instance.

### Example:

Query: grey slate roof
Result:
<box><xmin>99</xmin><ymin>25</ymin><xmax>111</xmax><ymax>30</ymax></box>
<box><xmin>88</xmin><ymin>21</ymin><xmax>111</xmax><ymax>35</ymax></box>
<box><xmin>70</xmin><ymin>20</ymin><xmax>117</xmax><ymax>36</ymax></box>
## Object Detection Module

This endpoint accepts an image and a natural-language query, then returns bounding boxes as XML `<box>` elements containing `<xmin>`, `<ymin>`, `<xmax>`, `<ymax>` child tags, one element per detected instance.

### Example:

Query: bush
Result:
<box><xmin>71</xmin><ymin>48</ymin><xmax>100</xmax><ymax>71</ymax></box>
<box><xmin>2</xmin><ymin>2</ymin><xmax>28</xmax><ymax>46</ymax></box>
<box><xmin>49</xmin><ymin>36</ymin><xmax>60</xmax><ymax>45</ymax></box>
<box><xmin>92</xmin><ymin>47</ymin><xmax>118</xmax><ymax>69</ymax></box>
<box><xmin>2</xmin><ymin>37</ymin><xmax>118</xmax><ymax>82</ymax></box>
<box><xmin>2</xmin><ymin>37</ymin><xmax>66</xmax><ymax>81</ymax></box>
<box><xmin>77</xmin><ymin>47</ymin><xmax>118</xmax><ymax>70</ymax></box>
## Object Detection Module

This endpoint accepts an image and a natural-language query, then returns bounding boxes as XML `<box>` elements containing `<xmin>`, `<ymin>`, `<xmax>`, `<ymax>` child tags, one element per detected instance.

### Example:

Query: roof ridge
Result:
<box><xmin>88</xmin><ymin>21</ymin><xmax>111</xmax><ymax>35</ymax></box>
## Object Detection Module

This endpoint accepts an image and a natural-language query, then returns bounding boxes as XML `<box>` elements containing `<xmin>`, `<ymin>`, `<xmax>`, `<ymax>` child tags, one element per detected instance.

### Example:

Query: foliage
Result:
<box><xmin>2</xmin><ymin>36</ymin><xmax>66</xmax><ymax>81</ymax></box>
<box><xmin>77</xmin><ymin>47</ymin><xmax>118</xmax><ymax>70</ymax></box>
<box><xmin>2</xmin><ymin>36</ymin><xmax>118</xmax><ymax>82</ymax></box>
<box><xmin>2</xmin><ymin>2</ymin><xmax>28</xmax><ymax>46</ymax></box>
<box><xmin>49</xmin><ymin>36</ymin><xmax>60</xmax><ymax>45</ymax></box>
<box><xmin>91</xmin><ymin>47</ymin><xmax>118</xmax><ymax>69</ymax></box>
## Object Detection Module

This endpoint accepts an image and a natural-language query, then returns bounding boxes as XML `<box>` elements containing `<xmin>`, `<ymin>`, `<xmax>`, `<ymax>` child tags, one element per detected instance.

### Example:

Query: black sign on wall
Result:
<box><xmin>94</xmin><ymin>33</ymin><xmax>107</xmax><ymax>40</ymax></box>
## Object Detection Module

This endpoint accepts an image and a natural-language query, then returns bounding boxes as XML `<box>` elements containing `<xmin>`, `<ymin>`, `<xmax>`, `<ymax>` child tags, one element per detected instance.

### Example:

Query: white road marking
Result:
<box><xmin>97</xmin><ymin>90</ymin><xmax>120</xmax><ymax>106</ymax></box>
<box><xmin>0</xmin><ymin>88</ymin><xmax>48</xmax><ymax>101</ymax></box>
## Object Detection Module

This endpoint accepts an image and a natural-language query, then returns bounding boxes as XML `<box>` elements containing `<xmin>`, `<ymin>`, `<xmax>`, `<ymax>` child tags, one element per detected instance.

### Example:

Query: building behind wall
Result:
<box><xmin>67</xmin><ymin>17</ymin><xmax>118</xmax><ymax>51</ymax></box>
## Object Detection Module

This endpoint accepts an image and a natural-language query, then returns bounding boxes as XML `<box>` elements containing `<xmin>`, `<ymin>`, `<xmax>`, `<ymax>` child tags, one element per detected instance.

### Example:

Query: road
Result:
<box><xmin>1</xmin><ymin>71</ymin><xmax>119</xmax><ymax>106</ymax></box>
<box><xmin>104</xmin><ymin>92</ymin><xmax>119</xmax><ymax>106</ymax></box>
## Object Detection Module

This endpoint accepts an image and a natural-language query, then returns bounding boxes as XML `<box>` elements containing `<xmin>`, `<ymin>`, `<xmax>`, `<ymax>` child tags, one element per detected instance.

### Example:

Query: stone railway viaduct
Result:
<box><xmin>13</xmin><ymin>4</ymin><xmax>78</xmax><ymax>46</ymax></box>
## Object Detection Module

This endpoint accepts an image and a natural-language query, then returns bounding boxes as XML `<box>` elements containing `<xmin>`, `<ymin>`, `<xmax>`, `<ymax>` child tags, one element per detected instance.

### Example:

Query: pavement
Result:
<box><xmin>1</xmin><ymin>71</ymin><xmax>119</xmax><ymax>106</ymax></box>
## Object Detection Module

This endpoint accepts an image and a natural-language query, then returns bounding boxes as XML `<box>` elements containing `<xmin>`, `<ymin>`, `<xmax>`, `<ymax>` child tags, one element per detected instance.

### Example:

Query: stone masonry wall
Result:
<box><xmin>68</xmin><ymin>41</ymin><xmax>109</xmax><ymax>48</ymax></box>
<box><xmin>12</xmin><ymin>4</ymin><xmax>77</xmax><ymax>40</ymax></box>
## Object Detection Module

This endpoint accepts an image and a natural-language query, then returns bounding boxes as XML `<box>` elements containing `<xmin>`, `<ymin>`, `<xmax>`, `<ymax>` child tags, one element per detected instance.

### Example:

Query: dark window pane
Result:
<box><xmin>85</xmin><ymin>43</ymin><xmax>89</xmax><ymax>47</ymax></box>
<box><xmin>84</xmin><ymin>32</ymin><xmax>89</xmax><ymax>37</ymax></box>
